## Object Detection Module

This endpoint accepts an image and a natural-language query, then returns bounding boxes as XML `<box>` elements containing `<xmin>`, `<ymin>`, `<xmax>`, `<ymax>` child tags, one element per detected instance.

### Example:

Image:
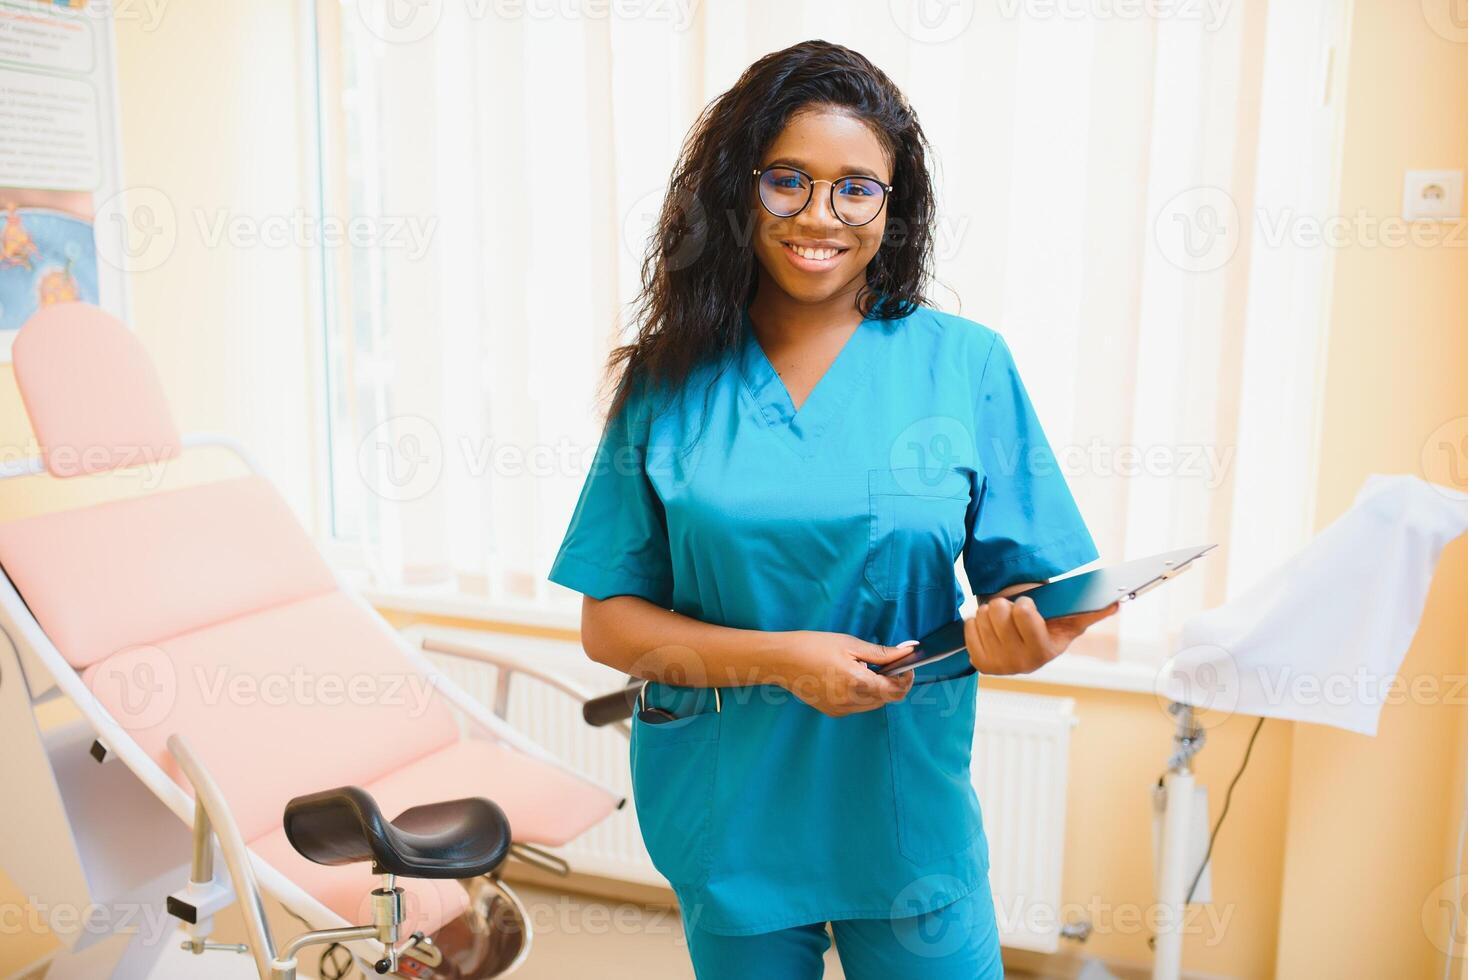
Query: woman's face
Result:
<box><xmin>749</xmin><ymin>108</ymin><xmax>892</xmax><ymax>309</ymax></box>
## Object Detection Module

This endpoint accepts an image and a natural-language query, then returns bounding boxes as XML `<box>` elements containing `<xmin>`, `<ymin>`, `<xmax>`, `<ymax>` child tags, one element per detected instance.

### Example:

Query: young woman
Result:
<box><xmin>548</xmin><ymin>39</ymin><xmax>1117</xmax><ymax>979</ymax></box>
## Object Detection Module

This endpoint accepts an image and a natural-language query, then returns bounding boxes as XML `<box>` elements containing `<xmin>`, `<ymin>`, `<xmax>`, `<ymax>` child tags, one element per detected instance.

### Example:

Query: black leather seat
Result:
<box><xmin>282</xmin><ymin>786</ymin><xmax>512</xmax><ymax>879</ymax></box>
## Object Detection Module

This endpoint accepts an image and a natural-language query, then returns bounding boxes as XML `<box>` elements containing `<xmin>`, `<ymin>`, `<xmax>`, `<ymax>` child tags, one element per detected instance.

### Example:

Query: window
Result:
<box><xmin>311</xmin><ymin>1</ymin><xmax>1347</xmax><ymax>668</ymax></box>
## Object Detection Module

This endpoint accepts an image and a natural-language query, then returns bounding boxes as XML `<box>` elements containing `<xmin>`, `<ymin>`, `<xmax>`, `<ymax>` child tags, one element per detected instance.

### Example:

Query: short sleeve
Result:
<box><xmin>962</xmin><ymin>332</ymin><xmax>1099</xmax><ymax>597</ymax></box>
<box><xmin>547</xmin><ymin>376</ymin><xmax>675</xmax><ymax>606</ymax></box>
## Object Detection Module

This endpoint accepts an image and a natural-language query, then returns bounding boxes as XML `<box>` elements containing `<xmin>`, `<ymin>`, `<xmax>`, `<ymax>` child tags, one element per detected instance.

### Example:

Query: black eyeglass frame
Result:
<box><xmin>751</xmin><ymin>165</ymin><xmax>895</xmax><ymax>227</ymax></box>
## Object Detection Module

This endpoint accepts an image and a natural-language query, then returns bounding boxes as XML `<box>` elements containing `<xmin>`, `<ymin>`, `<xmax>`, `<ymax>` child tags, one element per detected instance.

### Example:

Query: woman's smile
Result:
<box><xmin>780</xmin><ymin>238</ymin><xmax>852</xmax><ymax>272</ymax></box>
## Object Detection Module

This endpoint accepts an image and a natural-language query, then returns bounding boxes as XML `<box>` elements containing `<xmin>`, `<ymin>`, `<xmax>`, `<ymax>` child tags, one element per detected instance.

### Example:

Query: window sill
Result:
<box><xmin>998</xmin><ymin>653</ymin><xmax>1160</xmax><ymax>696</ymax></box>
<box><xmin>364</xmin><ymin>582</ymin><xmax>1167</xmax><ymax>697</ymax></box>
<box><xmin>359</xmin><ymin>581</ymin><xmax>581</xmax><ymax>634</ymax></box>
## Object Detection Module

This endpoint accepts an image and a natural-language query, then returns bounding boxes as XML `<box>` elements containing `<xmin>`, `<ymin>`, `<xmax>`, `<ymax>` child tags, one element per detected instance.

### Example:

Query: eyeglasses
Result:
<box><xmin>752</xmin><ymin>165</ymin><xmax>893</xmax><ymax>227</ymax></box>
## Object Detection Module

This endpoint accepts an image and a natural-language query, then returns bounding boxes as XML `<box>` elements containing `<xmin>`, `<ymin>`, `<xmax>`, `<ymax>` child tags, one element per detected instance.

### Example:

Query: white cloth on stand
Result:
<box><xmin>1159</xmin><ymin>474</ymin><xmax>1468</xmax><ymax>735</ymax></box>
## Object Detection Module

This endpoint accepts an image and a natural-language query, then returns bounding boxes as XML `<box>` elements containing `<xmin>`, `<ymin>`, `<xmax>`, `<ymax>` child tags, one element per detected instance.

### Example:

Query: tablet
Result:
<box><xmin>875</xmin><ymin>544</ymin><xmax>1217</xmax><ymax>676</ymax></box>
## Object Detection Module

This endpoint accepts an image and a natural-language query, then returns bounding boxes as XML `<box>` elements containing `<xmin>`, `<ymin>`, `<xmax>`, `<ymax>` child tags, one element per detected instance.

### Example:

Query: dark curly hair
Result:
<box><xmin>600</xmin><ymin>38</ymin><xmax>939</xmax><ymax>429</ymax></box>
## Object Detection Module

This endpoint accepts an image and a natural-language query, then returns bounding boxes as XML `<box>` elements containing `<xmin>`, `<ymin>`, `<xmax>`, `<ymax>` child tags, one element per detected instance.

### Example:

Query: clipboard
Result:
<box><xmin>876</xmin><ymin>543</ymin><xmax>1217</xmax><ymax>677</ymax></box>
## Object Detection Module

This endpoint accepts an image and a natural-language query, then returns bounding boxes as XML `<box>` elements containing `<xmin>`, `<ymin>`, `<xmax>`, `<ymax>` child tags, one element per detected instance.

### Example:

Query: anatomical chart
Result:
<box><xmin>0</xmin><ymin>0</ymin><xmax>126</xmax><ymax>355</ymax></box>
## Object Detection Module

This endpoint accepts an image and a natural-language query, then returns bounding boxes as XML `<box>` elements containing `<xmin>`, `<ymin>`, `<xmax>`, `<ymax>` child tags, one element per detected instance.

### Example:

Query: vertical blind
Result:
<box><xmin>313</xmin><ymin>0</ymin><xmax>1341</xmax><ymax>665</ymax></box>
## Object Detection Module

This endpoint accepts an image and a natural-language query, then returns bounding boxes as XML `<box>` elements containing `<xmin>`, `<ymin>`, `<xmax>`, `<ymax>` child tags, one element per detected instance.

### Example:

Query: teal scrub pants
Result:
<box><xmin>680</xmin><ymin>875</ymin><xmax>1004</xmax><ymax>979</ymax></box>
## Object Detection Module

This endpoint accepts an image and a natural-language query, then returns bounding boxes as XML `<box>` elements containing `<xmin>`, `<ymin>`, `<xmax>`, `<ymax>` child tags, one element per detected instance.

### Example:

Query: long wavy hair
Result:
<box><xmin>601</xmin><ymin>38</ymin><xmax>939</xmax><ymax>430</ymax></box>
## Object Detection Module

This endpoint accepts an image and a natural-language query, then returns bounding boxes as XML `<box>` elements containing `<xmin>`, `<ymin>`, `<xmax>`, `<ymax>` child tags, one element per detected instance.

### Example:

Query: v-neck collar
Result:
<box><xmin>737</xmin><ymin>305</ymin><xmax>878</xmax><ymax>456</ymax></box>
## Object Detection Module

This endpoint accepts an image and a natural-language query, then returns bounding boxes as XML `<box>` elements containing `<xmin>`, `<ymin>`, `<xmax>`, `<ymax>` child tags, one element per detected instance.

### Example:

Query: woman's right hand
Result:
<box><xmin>773</xmin><ymin>630</ymin><xmax>918</xmax><ymax>717</ymax></box>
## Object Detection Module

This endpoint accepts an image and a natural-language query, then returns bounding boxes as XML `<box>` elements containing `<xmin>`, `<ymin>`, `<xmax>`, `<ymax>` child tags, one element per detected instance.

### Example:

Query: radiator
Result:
<box><xmin>408</xmin><ymin>626</ymin><xmax>1078</xmax><ymax>953</ymax></box>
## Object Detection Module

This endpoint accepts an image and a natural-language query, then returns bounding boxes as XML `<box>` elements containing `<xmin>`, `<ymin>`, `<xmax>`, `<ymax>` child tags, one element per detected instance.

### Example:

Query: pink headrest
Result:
<box><xmin>12</xmin><ymin>302</ymin><xmax>181</xmax><ymax>478</ymax></box>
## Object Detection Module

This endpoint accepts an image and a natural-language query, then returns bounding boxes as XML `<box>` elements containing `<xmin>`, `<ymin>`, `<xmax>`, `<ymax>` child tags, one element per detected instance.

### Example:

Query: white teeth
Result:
<box><xmin>788</xmin><ymin>244</ymin><xmax>842</xmax><ymax>261</ymax></box>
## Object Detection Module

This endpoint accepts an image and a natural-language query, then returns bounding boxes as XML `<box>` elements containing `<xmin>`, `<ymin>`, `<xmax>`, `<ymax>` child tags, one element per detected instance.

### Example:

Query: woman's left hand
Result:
<box><xmin>963</xmin><ymin>593</ymin><xmax>1119</xmax><ymax>676</ymax></box>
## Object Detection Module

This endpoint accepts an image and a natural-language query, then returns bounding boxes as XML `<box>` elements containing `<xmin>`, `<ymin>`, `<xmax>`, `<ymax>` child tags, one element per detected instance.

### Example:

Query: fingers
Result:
<box><xmin>991</xmin><ymin>597</ymin><xmax>1051</xmax><ymax>672</ymax></box>
<box><xmin>974</xmin><ymin>601</ymin><xmax>1005</xmax><ymax>672</ymax></box>
<box><xmin>1048</xmin><ymin>601</ymin><xmax>1122</xmax><ymax>641</ymax></box>
<box><xmin>990</xmin><ymin>597</ymin><xmax>1023</xmax><ymax>650</ymax></box>
<box><xmin>849</xmin><ymin>638</ymin><xmax>920</xmax><ymax>665</ymax></box>
<box><xmin>1010</xmin><ymin>595</ymin><xmax>1054</xmax><ymax>660</ymax></box>
<box><xmin>840</xmin><ymin>665</ymin><xmax>912</xmax><ymax>713</ymax></box>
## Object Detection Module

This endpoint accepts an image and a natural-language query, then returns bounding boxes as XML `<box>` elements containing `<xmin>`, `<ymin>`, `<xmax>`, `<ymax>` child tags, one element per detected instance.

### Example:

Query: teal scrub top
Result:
<box><xmin>547</xmin><ymin>303</ymin><xmax>1098</xmax><ymax>936</ymax></box>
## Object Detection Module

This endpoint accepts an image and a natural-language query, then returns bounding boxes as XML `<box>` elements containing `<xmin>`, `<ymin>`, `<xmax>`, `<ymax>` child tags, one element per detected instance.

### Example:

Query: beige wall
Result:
<box><xmin>1272</xmin><ymin>0</ymin><xmax>1468</xmax><ymax>974</ymax></box>
<box><xmin>111</xmin><ymin>1</ymin><xmax>321</xmax><ymax>515</ymax></box>
<box><xmin>2</xmin><ymin>2</ymin><xmax>1466</xmax><ymax>978</ymax></box>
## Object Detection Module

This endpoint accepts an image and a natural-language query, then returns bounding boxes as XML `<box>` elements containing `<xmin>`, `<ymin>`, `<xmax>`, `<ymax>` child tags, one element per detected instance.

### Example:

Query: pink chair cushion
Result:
<box><xmin>12</xmin><ymin>302</ymin><xmax>181</xmax><ymax>478</ymax></box>
<box><xmin>82</xmin><ymin>590</ymin><xmax>462</xmax><ymax>841</ymax></box>
<box><xmin>0</xmin><ymin>475</ymin><xmax>338</xmax><ymax>668</ymax></box>
<box><xmin>361</xmin><ymin>738</ymin><xmax>622</xmax><ymax>850</ymax></box>
<box><xmin>248</xmin><ymin>738</ymin><xmax>623</xmax><ymax>935</ymax></box>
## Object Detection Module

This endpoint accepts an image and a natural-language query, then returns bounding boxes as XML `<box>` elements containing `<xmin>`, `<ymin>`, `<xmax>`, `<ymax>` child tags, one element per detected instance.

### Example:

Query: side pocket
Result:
<box><xmin>888</xmin><ymin>669</ymin><xmax>984</xmax><ymax>864</ymax></box>
<box><xmin>629</xmin><ymin>706</ymin><xmax>721</xmax><ymax>890</ymax></box>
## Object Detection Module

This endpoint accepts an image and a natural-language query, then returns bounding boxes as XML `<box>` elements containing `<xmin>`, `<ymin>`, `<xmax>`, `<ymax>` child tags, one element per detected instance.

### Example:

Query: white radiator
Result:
<box><xmin>969</xmin><ymin>687</ymin><xmax>1078</xmax><ymax>953</ymax></box>
<box><xmin>405</xmin><ymin>626</ymin><xmax>1078</xmax><ymax>953</ymax></box>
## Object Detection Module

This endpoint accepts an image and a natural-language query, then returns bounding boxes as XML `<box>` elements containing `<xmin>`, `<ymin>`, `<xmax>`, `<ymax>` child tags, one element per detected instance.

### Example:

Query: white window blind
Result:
<box><xmin>311</xmin><ymin>0</ymin><xmax>1344</xmax><ymax>667</ymax></box>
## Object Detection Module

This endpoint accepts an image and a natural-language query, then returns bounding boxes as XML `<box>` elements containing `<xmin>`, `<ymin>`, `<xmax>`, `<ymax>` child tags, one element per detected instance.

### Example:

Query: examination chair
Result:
<box><xmin>0</xmin><ymin>303</ymin><xmax>626</xmax><ymax>978</ymax></box>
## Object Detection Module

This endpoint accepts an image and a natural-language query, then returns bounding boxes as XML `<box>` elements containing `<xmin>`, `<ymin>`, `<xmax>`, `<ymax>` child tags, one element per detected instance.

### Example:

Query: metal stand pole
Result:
<box><xmin>1153</xmin><ymin>704</ymin><xmax>1204</xmax><ymax>980</ymax></box>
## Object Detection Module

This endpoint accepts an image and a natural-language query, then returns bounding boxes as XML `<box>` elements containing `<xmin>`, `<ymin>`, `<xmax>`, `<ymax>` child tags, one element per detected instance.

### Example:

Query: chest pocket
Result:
<box><xmin>864</xmin><ymin>467</ymin><xmax>972</xmax><ymax>601</ymax></box>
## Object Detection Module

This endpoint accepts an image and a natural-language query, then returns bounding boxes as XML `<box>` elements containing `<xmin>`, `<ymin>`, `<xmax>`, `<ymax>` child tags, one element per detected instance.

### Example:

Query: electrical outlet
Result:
<box><xmin>1402</xmin><ymin>170</ymin><xmax>1463</xmax><ymax>221</ymax></box>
